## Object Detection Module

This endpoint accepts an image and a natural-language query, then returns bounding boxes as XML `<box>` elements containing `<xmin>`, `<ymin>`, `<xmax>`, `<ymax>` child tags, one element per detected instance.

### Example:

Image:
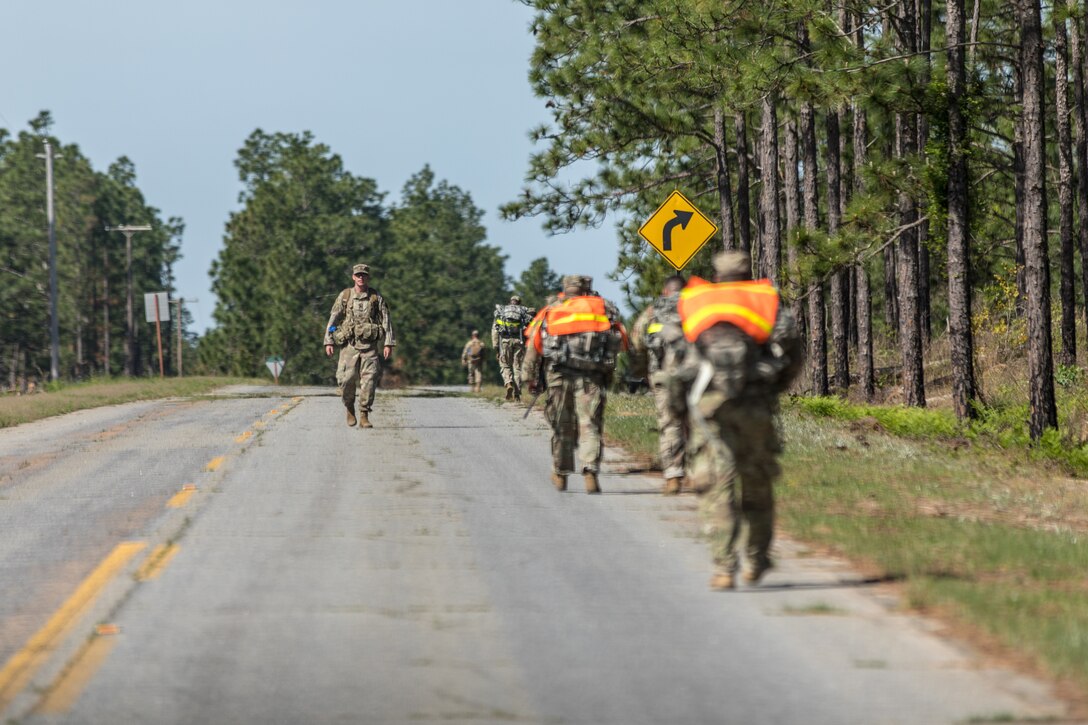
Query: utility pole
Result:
<box><xmin>105</xmin><ymin>225</ymin><xmax>152</xmax><ymax>376</ymax></box>
<box><xmin>37</xmin><ymin>141</ymin><xmax>60</xmax><ymax>382</ymax></box>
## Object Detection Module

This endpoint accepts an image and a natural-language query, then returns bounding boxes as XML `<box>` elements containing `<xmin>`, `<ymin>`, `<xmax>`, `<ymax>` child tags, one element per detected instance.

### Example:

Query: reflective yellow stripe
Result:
<box><xmin>495</xmin><ymin>319</ymin><xmax>520</xmax><ymax>327</ymax></box>
<box><xmin>646</xmin><ymin>323</ymin><xmax>663</xmax><ymax>334</ymax></box>
<box><xmin>550</xmin><ymin>313</ymin><xmax>609</xmax><ymax>326</ymax></box>
<box><xmin>682</xmin><ymin>303</ymin><xmax>773</xmax><ymax>337</ymax></box>
<box><xmin>681</xmin><ymin>282</ymin><xmax>778</xmax><ymax>302</ymax></box>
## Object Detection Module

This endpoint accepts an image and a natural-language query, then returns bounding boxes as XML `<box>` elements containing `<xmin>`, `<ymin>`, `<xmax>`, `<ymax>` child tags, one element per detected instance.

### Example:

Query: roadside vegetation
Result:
<box><xmin>0</xmin><ymin>377</ymin><xmax>262</xmax><ymax>428</ymax></box>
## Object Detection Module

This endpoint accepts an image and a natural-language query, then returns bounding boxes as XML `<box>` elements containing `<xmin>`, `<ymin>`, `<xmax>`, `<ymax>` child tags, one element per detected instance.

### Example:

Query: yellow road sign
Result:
<box><xmin>637</xmin><ymin>190</ymin><xmax>719</xmax><ymax>270</ymax></box>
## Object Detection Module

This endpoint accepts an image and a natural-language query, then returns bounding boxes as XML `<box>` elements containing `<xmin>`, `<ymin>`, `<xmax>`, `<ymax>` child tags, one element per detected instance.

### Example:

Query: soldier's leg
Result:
<box><xmin>651</xmin><ymin>378</ymin><xmax>685</xmax><ymax>481</ymax></box>
<box><xmin>544</xmin><ymin>371</ymin><xmax>575</xmax><ymax>475</ymax></box>
<box><xmin>498</xmin><ymin>341</ymin><xmax>515</xmax><ymax>387</ymax></box>
<box><xmin>574</xmin><ymin>374</ymin><xmax>606</xmax><ymax>473</ymax></box>
<box><xmin>512</xmin><ymin>343</ymin><xmax>525</xmax><ymax>398</ymax></box>
<box><xmin>356</xmin><ymin>349</ymin><xmax>383</xmax><ymax>413</ymax></box>
<box><xmin>690</xmin><ymin>404</ymin><xmax>742</xmax><ymax>577</ymax></box>
<box><xmin>337</xmin><ymin>347</ymin><xmax>362</xmax><ymax>408</ymax></box>
<box><xmin>733</xmin><ymin>406</ymin><xmax>781</xmax><ymax>577</ymax></box>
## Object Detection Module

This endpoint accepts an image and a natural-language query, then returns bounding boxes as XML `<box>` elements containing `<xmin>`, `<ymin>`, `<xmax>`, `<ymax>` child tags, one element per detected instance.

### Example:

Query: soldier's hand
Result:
<box><xmin>325</xmin><ymin>345</ymin><xmax>334</xmax><ymax>357</ymax></box>
<box><xmin>383</xmin><ymin>346</ymin><xmax>392</xmax><ymax>360</ymax></box>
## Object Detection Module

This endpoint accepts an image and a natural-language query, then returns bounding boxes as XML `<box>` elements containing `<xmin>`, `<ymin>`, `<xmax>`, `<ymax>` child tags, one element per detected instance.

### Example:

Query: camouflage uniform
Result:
<box><xmin>462</xmin><ymin>333</ymin><xmax>486</xmax><ymax>392</ymax></box>
<box><xmin>492</xmin><ymin>296</ymin><xmax>533</xmax><ymax>401</ymax></box>
<box><xmin>522</xmin><ymin>276</ymin><xmax>628</xmax><ymax>494</ymax></box>
<box><xmin>324</xmin><ymin>264</ymin><xmax>396</xmax><ymax>427</ymax></box>
<box><xmin>629</xmin><ymin>283</ymin><xmax>688</xmax><ymax>493</ymax></box>
<box><xmin>670</xmin><ymin>252</ymin><xmax>802</xmax><ymax>588</ymax></box>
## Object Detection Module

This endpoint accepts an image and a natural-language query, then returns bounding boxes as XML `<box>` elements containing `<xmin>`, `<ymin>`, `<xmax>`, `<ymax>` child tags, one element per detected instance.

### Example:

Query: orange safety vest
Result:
<box><xmin>527</xmin><ymin>294</ymin><xmax>624</xmax><ymax>354</ymax></box>
<box><xmin>678</xmin><ymin>277</ymin><xmax>780</xmax><ymax>343</ymax></box>
<box><xmin>524</xmin><ymin>306</ymin><xmax>550</xmax><ymax>353</ymax></box>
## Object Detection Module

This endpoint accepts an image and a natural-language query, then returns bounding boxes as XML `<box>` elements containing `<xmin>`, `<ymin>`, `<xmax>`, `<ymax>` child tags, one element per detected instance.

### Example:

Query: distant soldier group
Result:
<box><xmin>323</xmin><ymin>252</ymin><xmax>801</xmax><ymax>589</ymax></box>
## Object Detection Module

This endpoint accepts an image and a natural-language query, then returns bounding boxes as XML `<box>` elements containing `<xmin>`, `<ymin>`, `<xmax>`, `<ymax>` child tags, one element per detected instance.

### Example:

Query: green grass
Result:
<box><xmin>0</xmin><ymin>376</ymin><xmax>263</xmax><ymax>427</ymax></box>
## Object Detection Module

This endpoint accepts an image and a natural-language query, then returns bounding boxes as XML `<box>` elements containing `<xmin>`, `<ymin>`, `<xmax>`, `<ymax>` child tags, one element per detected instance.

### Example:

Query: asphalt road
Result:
<box><xmin>0</xmin><ymin>385</ymin><xmax>1073</xmax><ymax>724</ymax></box>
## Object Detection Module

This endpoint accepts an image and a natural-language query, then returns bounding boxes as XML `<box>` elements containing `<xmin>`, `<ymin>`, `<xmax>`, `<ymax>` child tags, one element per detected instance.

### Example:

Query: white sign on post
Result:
<box><xmin>143</xmin><ymin>292</ymin><xmax>170</xmax><ymax>322</ymax></box>
<box><xmin>266</xmin><ymin>356</ymin><xmax>285</xmax><ymax>383</ymax></box>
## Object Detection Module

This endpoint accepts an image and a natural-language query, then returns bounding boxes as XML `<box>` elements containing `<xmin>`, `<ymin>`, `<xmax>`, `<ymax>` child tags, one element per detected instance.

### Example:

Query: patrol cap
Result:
<box><xmin>561</xmin><ymin>274</ymin><xmax>592</xmax><ymax>294</ymax></box>
<box><xmin>712</xmin><ymin>251</ymin><xmax>752</xmax><ymax>281</ymax></box>
<box><xmin>352</xmin><ymin>263</ymin><xmax>370</xmax><ymax>276</ymax></box>
<box><xmin>510</xmin><ymin>295</ymin><xmax>521</xmax><ymax>304</ymax></box>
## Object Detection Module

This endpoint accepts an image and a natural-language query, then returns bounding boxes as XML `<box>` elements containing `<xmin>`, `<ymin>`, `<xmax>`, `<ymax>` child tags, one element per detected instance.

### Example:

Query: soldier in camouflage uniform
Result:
<box><xmin>522</xmin><ymin>275</ymin><xmax>628</xmax><ymax>494</ymax></box>
<box><xmin>629</xmin><ymin>275</ymin><xmax>688</xmax><ymax>495</ymax></box>
<box><xmin>462</xmin><ymin>330</ymin><xmax>486</xmax><ymax>393</ymax></box>
<box><xmin>324</xmin><ymin>263</ymin><xmax>397</xmax><ymax>429</ymax></box>
<box><xmin>670</xmin><ymin>251</ymin><xmax>802</xmax><ymax>590</ymax></box>
<box><xmin>492</xmin><ymin>295</ymin><xmax>533</xmax><ymax>401</ymax></box>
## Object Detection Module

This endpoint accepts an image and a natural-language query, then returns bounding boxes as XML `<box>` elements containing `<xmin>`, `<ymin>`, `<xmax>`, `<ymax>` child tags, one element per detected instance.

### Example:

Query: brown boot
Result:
<box><xmin>663</xmin><ymin>477</ymin><xmax>682</xmax><ymax>496</ymax></box>
<box><xmin>710</xmin><ymin>570</ymin><xmax>736</xmax><ymax>591</ymax></box>
<box><xmin>358</xmin><ymin>411</ymin><xmax>373</xmax><ymax>429</ymax></box>
<box><xmin>584</xmin><ymin>472</ymin><xmax>601</xmax><ymax>494</ymax></box>
<box><xmin>742</xmin><ymin>562</ymin><xmax>772</xmax><ymax>585</ymax></box>
<box><xmin>551</xmin><ymin>473</ymin><xmax>567</xmax><ymax>492</ymax></box>
<box><xmin>345</xmin><ymin>405</ymin><xmax>357</xmax><ymax>427</ymax></box>
<box><xmin>505</xmin><ymin>384</ymin><xmax>514</xmax><ymax>401</ymax></box>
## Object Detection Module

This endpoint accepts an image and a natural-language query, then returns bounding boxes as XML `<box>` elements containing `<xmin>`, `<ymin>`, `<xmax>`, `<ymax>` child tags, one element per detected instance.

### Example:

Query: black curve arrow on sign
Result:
<box><xmin>662</xmin><ymin>209</ymin><xmax>694</xmax><ymax>251</ymax></box>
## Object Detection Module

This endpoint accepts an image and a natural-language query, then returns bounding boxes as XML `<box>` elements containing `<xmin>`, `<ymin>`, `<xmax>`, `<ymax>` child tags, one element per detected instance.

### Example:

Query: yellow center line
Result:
<box><xmin>165</xmin><ymin>484</ymin><xmax>197</xmax><ymax>509</ymax></box>
<box><xmin>0</xmin><ymin>541</ymin><xmax>145</xmax><ymax>711</ymax></box>
<box><xmin>134</xmin><ymin>544</ymin><xmax>181</xmax><ymax>582</ymax></box>
<box><xmin>253</xmin><ymin>421</ymin><xmax>266</xmax><ymax>429</ymax></box>
<box><xmin>234</xmin><ymin>430</ymin><xmax>253</xmax><ymax>444</ymax></box>
<box><xmin>268</xmin><ymin>409</ymin><xmax>279</xmax><ymax>416</ymax></box>
<box><xmin>205</xmin><ymin>456</ymin><xmax>226</xmax><ymax>472</ymax></box>
<box><xmin>35</xmin><ymin>630</ymin><xmax>119</xmax><ymax>715</ymax></box>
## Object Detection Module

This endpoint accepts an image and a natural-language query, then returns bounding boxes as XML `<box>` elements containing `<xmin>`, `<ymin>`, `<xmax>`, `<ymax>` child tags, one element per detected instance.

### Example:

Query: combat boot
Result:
<box><xmin>584</xmin><ymin>472</ymin><xmax>601</xmax><ymax>494</ymax></box>
<box><xmin>345</xmin><ymin>404</ymin><xmax>357</xmax><ymax>427</ymax></box>
<box><xmin>358</xmin><ymin>411</ymin><xmax>373</xmax><ymax>429</ymax></box>
<box><xmin>505</xmin><ymin>384</ymin><xmax>514</xmax><ymax>401</ymax></box>
<box><xmin>742</xmin><ymin>562</ymin><xmax>772</xmax><ymax>585</ymax></box>
<box><xmin>551</xmin><ymin>473</ymin><xmax>567</xmax><ymax>492</ymax></box>
<box><xmin>709</xmin><ymin>570</ymin><xmax>735</xmax><ymax>591</ymax></box>
<box><xmin>663</xmin><ymin>477</ymin><xmax>683</xmax><ymax>496</ymax></box>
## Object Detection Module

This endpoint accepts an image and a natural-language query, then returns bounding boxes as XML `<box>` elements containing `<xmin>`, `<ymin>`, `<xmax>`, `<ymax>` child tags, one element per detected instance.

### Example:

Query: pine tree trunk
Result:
<box><xmin>826</xmin><ymin>111</ymin><xmax>849</xmax><ymax>394</ymax></box>
<box><xmin>801</xmin><ymin>100</ymin><xmax>828</xmax><ymax>395</ymax></box>
<box><xmin>1055</xmin><ymin>11</ymin><xmax>1078</xmax><ymax>367</ymax></box>
<box><xmin>1069</xmin><ymin>0</ymin><xmax>1088</xmax><ymax>331</ymax></box>
<box><xmin>947</xmin><ymin>0</ymin><xmax>977</xmax><ymax>420</ymax></box>
<box><xmin>759</xmin><ymin>96</ymin><xmax>781</xmax><ymax>284</ymax></box>
<box><xmin>896</xmin><ymin>0</ymin><xmax>925</xmax><ymax>407</ymax></box>
<box><xmin>784</xmin><ymin>117</ymin><xmax>807</xmax><ymax>341</ymax></box>
<box><xmin>714</xmin><ymin>107</ymin><xmax>737</xmax><ymax>251</ymax></box>
<box><xmin>896</xmin><ymin>111</ymin><xmax>925</xmax><ymax>406</ymax></box>
<box><xmin>1018</xmin><ymin>0</ymin><xmax>1058</xmax><ymax>438</ymax></box>
<box><xmin>735</xmin><ymin>112</ymin><xmax>752</xmax><ymax>253</ymax></box>
<box><xmin>917</xmin><ymin>0</ymin><xmax>933</xmax><ymax>344</ymax></box>
<box><xmin>853</xmin><ymin>16</ymin><xmax>875</xmax><ymax>400</ymax></box>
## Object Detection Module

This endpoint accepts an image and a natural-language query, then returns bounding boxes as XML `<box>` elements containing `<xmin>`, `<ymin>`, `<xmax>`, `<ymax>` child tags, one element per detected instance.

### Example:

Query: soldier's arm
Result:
<box><xmin>323</xmin><ymin>291</ymin><xmax>347</xmax><ymax>347</ymax></box>
<box><xmin>627</xmin><ymin>307</ymin><xmax>652</xmax><ymax>379</ymax></box>
<box><xmin>379</xmin><ymin>294</ymin><xmax>396</xmax><ymax>347</ymax></box>
<box><xmin>521</xmin><ymin>343</ymin><xmax>543</xmax><ymax>389</ymax></box>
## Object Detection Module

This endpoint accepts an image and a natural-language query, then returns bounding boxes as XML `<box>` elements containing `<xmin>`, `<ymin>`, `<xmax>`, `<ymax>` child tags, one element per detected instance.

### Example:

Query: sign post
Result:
<box><xmin>637</xmin><ymin>190</ymin><xmax>719</xmax><ymax>270</ymax></box>
<box><xmin>143</xmin><ymin>292</ymin><xmax>170</xmax><ymax>379</ymax></box>
<box><xmin>265</xmin><ymin>356</ymin><xmax>285</xmax><ymax>384</ymax></box>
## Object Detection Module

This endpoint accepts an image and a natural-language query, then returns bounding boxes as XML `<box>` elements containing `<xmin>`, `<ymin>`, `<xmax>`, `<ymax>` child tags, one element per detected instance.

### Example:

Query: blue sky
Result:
<box><xmin>1</xmin><ymin>0</ymin><xmax>629</xmax><ymax>333</ymax></box>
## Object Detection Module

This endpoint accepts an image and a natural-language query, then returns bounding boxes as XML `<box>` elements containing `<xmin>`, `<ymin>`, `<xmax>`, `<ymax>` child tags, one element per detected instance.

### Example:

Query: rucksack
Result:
<box><xmin>543</xmin><ymin>328</ymin><xmax>620</xmax><ymax>372</ymax></box>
